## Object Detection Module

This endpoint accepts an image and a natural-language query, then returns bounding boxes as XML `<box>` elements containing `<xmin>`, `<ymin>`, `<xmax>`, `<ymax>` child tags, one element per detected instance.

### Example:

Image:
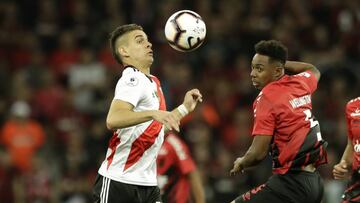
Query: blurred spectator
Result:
<box><xmin>67</xmin><ymin>48</ymin><xmax>107</xmax><ymax>115</ymax></box>
<box><xmin>0</xmin><ymin>100</ymin><xmax>45</xmax><ymax>174</ymax></box>
<box><xmin>48</xmin><ymin>30</ymin><xmax>80</xmax><ymax>81</ymax></box>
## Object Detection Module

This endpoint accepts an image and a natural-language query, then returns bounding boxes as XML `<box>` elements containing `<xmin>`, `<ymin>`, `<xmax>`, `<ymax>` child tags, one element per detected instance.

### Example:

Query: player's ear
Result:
<box><xmin>273</xmin><ymin>66</ymin><xmax>284</xmax><ymax>79</ymax></box>
<box><xmin>118</xmin><ymin>46</ymin><xmax>129</xmax><ymax>57</ymax></box>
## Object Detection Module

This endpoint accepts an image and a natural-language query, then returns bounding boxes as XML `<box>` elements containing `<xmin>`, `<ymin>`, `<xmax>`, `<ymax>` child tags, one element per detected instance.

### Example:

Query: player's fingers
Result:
<box><xmin>333</xmin><ymin>170</ymin><xmax>347</xmax><ymax>179</ymax></box>
<box><xmin>334</xmin><ymin>166</ymin><xmax>348</xmax><ymax>173</ymax></box>
<box><xmin>333</xmin><ymin>173</ymin><xmax>346</xmax><ymax>180</ymax></box>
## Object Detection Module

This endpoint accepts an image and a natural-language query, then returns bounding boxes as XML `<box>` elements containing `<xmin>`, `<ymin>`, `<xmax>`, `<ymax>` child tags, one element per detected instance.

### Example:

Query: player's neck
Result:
<box><xmin>275</xmin><ymin>73</ymin><xmax>285</xmax><ymax>81</ymax></box>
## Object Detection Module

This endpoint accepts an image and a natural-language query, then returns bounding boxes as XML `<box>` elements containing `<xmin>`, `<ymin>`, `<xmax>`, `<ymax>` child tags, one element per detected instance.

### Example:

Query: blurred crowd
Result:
<box><xmin>0</xmin><ymin>0</ymin><xmax>359</xmax><ymax>202</ymax></box>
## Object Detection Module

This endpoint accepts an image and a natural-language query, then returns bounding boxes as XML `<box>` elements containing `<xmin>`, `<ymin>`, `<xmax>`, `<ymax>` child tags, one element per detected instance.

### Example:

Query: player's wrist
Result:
<box><xmin>177</xmin><ymin>104</ymin><xmax>189</xmax><ymax>117</ymax></box>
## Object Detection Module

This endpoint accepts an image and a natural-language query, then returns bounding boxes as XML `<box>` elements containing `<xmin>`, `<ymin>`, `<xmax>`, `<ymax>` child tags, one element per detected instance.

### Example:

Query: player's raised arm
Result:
<box><xmin>285</xmin><ymin>61</ymin><xmax>321</xmax><ymax>81</ymax></box>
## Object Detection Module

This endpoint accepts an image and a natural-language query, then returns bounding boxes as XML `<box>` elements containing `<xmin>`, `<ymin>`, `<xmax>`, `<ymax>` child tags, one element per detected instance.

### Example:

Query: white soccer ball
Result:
<box><xmin>164</xmin><ymin>10</ymin><xmax>206</xmax><ymax>52</ymax></box>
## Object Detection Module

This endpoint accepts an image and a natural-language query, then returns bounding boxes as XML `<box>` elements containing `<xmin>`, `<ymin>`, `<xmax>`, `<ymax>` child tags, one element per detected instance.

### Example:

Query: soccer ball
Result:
<box><xmin>164</xmin><ymin>10</ymin><xmax>206</xmax><ymax>52</ymax></box>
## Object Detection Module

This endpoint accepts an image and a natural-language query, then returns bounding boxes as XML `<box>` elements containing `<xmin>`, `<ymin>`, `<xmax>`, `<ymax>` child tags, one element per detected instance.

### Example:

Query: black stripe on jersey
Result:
<box><xmin>289</xmin><ymin>124</ymin><xmax>328</xmax><ymax>170</ymax></box>
<box><xmin>271</xmin><ymin>124</ymin><xmax>328</xmax><ymax>170</ymax></box>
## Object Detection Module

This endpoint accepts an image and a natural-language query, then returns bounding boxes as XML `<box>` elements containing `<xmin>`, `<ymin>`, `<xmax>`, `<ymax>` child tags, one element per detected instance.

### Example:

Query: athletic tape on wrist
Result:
<box><xmin>177</xmin><ymin>104</ymin><xmax>189</xmax><ymax>117</ymax></box>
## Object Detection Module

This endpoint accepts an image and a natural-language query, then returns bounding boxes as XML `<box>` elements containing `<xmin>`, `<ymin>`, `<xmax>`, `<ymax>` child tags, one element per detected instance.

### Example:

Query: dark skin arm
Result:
<box><xmin>333</xmin><ymin>138</ymin><xmax>353</xmax><ymax>180</ymax></box>
<box><xmin>230</xmin><ymin>135</ymin><xmax>272</xmax><ymax>176</ymax></box>
<box><xmin>284</xmin><ymin>61</ymin><xmax>321</xmax><ymax>81</ymax></box>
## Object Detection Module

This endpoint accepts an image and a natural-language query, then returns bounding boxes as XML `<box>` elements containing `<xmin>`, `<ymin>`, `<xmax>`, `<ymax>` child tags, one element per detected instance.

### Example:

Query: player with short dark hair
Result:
<box><xmin>333</xmin><ymin>97</ymin><xmax>360</xmax><ymax>202</ymax></box>
<box><xmin>93</xmin><ymin>24</ymin><xmax>202</xmax><ymax>203</ymax></box>
<box><xmin>230</xmin><ymin>40</ymin><xmax>328</xmax><ymax>203</ymax></box>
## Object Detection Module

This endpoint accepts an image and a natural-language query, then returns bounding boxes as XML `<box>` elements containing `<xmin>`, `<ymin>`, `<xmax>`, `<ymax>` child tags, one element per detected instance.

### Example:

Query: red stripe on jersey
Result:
<box><xmin>301</xmin><ymin>153</ymin><xmax>310</xmax><ymax>169</ymax></box>
<box><xmin>151</xmin><ymin>76</ymin><xmax>166</xmax><ymax>111</ymax></box>
<box><xmin>124</xmin><ymin>120</ymin><xmax>163</xmax><ymax>171</ymax></box>
<box><xmin>124</xmin><ymin>76</ymin><xmax>166</xmax><ymax>171</ymax></box>
<box><xmin>107</xmin><ymin>132</ymin><xmax>121</xmax><ymax>169</ymax></box>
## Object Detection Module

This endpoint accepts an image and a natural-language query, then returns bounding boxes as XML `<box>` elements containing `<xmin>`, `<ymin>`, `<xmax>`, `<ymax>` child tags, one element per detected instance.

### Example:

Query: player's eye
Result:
<box><xmin>136</xmin><ymin>38</ymin><xmax>144</xmax><ymax>44</ymax></box>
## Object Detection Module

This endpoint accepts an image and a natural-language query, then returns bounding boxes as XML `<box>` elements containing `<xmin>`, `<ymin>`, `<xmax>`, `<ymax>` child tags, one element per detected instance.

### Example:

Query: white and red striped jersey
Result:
<box><xmin>98</xmin><ymin>66</ymin><xmax>166</xmax><ymax>186</ymax></box>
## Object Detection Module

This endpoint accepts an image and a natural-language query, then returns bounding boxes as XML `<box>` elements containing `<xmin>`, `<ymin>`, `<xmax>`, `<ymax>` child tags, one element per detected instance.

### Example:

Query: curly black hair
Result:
<box><xmin>254</xmin><ymin>40</ymin><xmax>288</xmax><ymax>65</ymax></box>
<box><xmin>109</xmin><ymin>24</ymin><xmax>143</xmax><ymax>64</ymax></box>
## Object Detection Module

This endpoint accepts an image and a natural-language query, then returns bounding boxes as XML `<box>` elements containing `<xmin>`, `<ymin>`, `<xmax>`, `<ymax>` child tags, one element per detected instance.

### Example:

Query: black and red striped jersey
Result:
<box><xmin>157</xmin><ymin>133</ymin><xmax>196</xmax><ymax>203</ymax></box>
<box><xmin>252</xmin><ymin>71</ymin><xmax>327</xmax><ymax>174</ymax></box>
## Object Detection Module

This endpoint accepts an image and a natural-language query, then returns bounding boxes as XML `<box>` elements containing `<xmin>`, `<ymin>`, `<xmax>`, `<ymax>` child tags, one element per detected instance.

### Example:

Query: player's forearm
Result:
<box><xmin>285</xmin><ymin>61</ymin><xmax>320</xmax><ymax>79</ymax></box>
<box><xmin>240</xmin><ymin>147</ymin><xmax>267</xmax><ymax>170</ymax></box>
<box><xmin>106</xmin><ymin>110</ymin><xmax>156</xmax><ymax>130</ymax></box>
<box><xmin>341</xmin><ymin>139</ymin><xmax>354</xmax><ymax>168</ymax></box>
<box><xmin>163</xmin><ymin>105</ymin><xmax>190</xmax><ymax>133</ymax></box>
<box><xmin>189</xmin><ymin>170</ymin><xmax>205</xmax><ymax>203</ymax></box>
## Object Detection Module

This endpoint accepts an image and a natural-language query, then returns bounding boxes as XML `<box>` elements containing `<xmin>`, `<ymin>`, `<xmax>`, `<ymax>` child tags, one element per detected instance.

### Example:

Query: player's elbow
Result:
<box><xmin>106</xmin><ymin>116</ymin><xmax>119</xmax><ymax>130</ymax></box>
<box><xmin>309</xmin><ymin>64</ymin><xmax>321</xmax><ymax>81</ymax></box>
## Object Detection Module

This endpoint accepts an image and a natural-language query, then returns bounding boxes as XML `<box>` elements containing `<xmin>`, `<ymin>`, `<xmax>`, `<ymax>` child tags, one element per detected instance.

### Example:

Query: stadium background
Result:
<box><xmin>0</xmin><ymin>0</ymin><xmax>359</xmax><ymax>202</ymax></box>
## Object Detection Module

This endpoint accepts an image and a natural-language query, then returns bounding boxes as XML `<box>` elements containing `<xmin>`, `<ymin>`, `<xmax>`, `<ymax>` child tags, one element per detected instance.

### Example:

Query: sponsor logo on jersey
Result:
<box><xmin>125</xmin><ymin>77</ymin><xmax>139</xmax><ymax>86</ymax></box>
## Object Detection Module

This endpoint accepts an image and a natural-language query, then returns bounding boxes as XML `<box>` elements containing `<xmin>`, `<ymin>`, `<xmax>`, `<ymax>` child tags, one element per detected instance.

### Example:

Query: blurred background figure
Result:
<box><xmin>157</xmin><ymin>131</ymin><xmax>205</xmax><ymax>203</ymax></box>
<box><xmin>1</xmin><ymin>100</ymin><xmax>45</xmax><ymax>174</ymax></box>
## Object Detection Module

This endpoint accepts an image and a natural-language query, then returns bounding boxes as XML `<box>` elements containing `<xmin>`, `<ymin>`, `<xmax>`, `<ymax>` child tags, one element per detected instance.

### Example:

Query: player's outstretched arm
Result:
<box><xmin>285</xmin><ymin>61</ymin><xmax>321</xmax><ymax>81</ymax></box>
<box><xmin>333</xmin><ymin>138</ymin><xmax>353</xmax><ymax>180</ymax></box>
<box><xmin>230</xmin><ymin>135</ymin><xmax>272</xmax><ymax>176</ymax></box>
<box><xmin>106</xmin><ymin>99</ymin><xmax>180</xmax><ymax>131</ymax></box>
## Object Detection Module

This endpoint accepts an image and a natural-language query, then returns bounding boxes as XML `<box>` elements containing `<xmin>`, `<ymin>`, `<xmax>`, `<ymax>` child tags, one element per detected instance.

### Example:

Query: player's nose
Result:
<box><xmin>146</xmin><ymin>41</ymin><xmax>152</xmax><ymax>49</ymax></box>
<box><xmin>250</xmin><ymin>69</ymin><xmax>256</xmax><ymax>77</ymax></box>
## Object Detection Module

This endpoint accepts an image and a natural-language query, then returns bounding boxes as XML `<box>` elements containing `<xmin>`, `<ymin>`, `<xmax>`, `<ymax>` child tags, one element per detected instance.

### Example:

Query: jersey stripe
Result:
<box><xmin>123</xmin><ymin>75</ymin><xmax>166</xmax><ymax>171</ymax></box>
<box><xmin>124</xmin><ymin>120</ymin><xmax>163</xmax><ymax>171</ymax></box>
<box><xmin>106</xmin><ymin>132</ymin><xmax>121</xmax><ymax>169</ymax></box>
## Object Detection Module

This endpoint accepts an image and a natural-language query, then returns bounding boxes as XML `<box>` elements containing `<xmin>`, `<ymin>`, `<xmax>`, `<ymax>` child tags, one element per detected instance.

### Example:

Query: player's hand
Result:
<box><xmin>230</xmin><ymin>157</ymin><xmax>244</xmax><ymax>176</ymax></box>
<box><xmin>182</xmin><ymin>89</ymin><xmax>203</xmax><ymax>112</ymax></box>
<box><xmin>333</xmin><ymin>160</ymin><xmax>351</xmax><ymax>180</ymax></box>
<box><xmin>152</xmin><ymin>110</ymin><xmax>180</xmax><ymax>132</ymax></box>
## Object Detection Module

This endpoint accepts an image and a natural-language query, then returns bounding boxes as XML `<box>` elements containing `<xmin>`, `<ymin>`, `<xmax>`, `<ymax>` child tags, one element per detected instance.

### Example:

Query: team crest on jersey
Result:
<box><xmin>125</xmin><ymin>77</ymin><xmax>139</xmax><ymax>86</ymax></box>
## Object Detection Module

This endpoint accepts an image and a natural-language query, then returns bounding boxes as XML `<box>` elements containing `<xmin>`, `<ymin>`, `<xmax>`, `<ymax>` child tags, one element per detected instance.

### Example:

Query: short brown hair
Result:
<box><xmin>255</xmin><ymin>40</ymin><xmax>288</xmax><ymax>65</ymax></box>
<box><xmin>109</xmin><ymin>24</ymin><xmax>143</xmax><ymax>64</ymax></box>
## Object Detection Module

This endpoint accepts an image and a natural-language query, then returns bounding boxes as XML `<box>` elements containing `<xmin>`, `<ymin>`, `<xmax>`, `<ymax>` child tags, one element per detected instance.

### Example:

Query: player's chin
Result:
<box><xmin>146</xmin><ymin>56</ymin><xmax>154</xmax><ymax>64</ymax></box>
<box><xmin>253</xmin><ymin>84</ymin><xmax>262</xmax><ymax>90</ymax></box>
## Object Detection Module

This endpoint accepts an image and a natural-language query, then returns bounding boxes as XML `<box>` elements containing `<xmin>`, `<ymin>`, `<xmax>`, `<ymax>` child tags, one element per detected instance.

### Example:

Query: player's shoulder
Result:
<box><xmin>118</xmin><ymin>66</ymin><xmax>148</xmax><ymax>86</ymax></box>
<box><xmin>121</xmin><ymin>66</ymin><xmax>143</xmax><ymax>77</ymax></box>
<box><xmin>347</xmin><ymin>97</ymin><xmax>360</xmax><ymax>108</ymax></box>
<box><xmin>293</xmin><ymin>71</ymin><xmax>313</xmax><ymax>78</ymax></box>
<box><xmin>261</xmin><ymin>83</ymin><xmax>281</xmax><ymax>100</ymax></box>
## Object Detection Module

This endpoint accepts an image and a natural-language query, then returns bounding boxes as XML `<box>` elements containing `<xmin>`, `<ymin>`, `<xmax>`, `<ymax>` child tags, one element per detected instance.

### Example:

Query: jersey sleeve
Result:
<box><xmin>345</xmin><ymin>102</ymin><xmax>354</xmax><ymax>140</ymax></box>
<box><xmin>113</xmin><ymin>69</ymin><xmax>145</xmax><ymax>107</ymax></box>
<box><xmin>294</xmin><ymin>71</ymin><xmax>318</xmax><ymax>93</ymax></box>
<box><xmin>168</xmin><ymin>135</ymin><xmax>196</xmax><ymax>174</ymax></box>
<box><xmin>252</xmin><ymin>95</ymin><xmax>276</xmax><ymax>136</ymax></box>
